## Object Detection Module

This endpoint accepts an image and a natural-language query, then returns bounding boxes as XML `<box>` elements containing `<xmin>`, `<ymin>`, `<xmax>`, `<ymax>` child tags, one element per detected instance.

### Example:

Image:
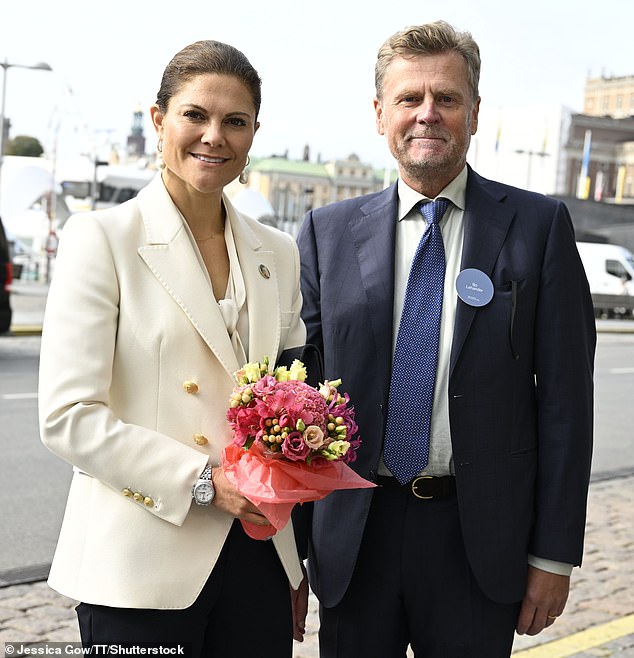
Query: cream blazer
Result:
<box><xmin>39</xmin><ymin>174</ymin><xmax>306</xmax><ymax>609</ymax></box>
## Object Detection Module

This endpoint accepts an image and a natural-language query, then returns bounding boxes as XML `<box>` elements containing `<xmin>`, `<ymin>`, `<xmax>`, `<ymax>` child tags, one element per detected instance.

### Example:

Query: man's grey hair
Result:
<box><xmin>375</xmin><ymin>20</ymin><xmax>481</xmax><ymax>102</ymax></box>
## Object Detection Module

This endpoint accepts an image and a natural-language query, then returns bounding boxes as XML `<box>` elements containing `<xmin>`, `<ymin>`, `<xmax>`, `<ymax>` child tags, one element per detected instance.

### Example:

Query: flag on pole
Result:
<box><xmin>577</xmin><ymin>129</ymin><xmax>592</xmax><ymax>199</ymax></box>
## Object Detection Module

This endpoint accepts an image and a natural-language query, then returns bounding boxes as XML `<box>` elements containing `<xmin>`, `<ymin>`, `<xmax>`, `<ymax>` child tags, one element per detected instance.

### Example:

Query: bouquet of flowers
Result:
<box><xmin>223</xmin><ymin>356</ymin><xmax>375</xmax><ymax>539</ymax></box>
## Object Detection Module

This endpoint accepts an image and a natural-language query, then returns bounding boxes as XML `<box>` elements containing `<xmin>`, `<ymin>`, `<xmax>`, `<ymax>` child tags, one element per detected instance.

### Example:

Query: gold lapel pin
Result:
<box><xmin>258</xmin><ymin>264</ymin><xmax>271</xmax><ymax>279</ymax></box>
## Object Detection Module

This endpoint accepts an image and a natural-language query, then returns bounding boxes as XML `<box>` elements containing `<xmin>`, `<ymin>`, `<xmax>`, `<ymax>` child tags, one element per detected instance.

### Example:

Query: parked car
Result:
<box><xmin>0</xmin><ymin>215</ymin><xmax>13</xmax><ymax>333</ymax></box>
<box><xmin>576</xmin><ymin>241</ymin><xmax>634</xmax><ymax>318</ymax></box>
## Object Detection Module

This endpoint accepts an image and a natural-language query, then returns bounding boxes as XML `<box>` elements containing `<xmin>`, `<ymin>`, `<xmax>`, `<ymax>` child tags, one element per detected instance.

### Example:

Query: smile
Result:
<box><xmin>191</xmin><ymin>154</ymin><xmax>228</xmax><ymax>164</ymax></box>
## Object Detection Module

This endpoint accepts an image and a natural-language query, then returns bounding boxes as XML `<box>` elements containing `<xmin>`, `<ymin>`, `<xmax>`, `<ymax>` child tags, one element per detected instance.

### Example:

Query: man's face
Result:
<box><xmin>374</xmin><ymin>52</ymin><xmax>480</xmax><ymax>194</ymax></box>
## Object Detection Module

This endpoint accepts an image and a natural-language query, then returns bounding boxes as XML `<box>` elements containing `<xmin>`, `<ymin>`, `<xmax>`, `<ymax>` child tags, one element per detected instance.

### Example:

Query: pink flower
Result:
<box><xmin>230</xmin><ymin>406</ymin><xmax>259</xmax><ymax>447</ymax></box>
<box><xmin>253</xmin><ymin>374</ymin><xmax>277</xmax><ymax>396</ymax></box>
<box><xmin>281</xmin><ymin>431</ymin><xmax>311</xmax><ymax>461</ymax></box>
<box><xmin>226</xmin><ymin>357</ymin><xmax>361</xmax><ymax>465</ymax></box>
<box><xmin>275</xmin><ymin>380</ymin><xmax>328</xmax><ymax>429</ymax></box>
<box><xmin>303</xmin><ymin>425</ymin><xmax>325</xmax><ymax>449</ymax></box>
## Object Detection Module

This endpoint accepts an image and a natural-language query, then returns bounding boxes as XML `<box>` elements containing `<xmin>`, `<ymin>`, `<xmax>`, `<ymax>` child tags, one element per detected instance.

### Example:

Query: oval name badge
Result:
<box><xmin>456</xmin><ymin>268</ymin><xmax>494</xmax><ymax>307</ymax></box>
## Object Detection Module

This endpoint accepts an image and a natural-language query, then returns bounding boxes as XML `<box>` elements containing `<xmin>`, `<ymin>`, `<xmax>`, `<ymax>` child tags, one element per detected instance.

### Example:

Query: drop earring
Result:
<box><xmin>239</xmin><ymin>155</ymin><xmax>250</xmax><ymax>185</ymax></box>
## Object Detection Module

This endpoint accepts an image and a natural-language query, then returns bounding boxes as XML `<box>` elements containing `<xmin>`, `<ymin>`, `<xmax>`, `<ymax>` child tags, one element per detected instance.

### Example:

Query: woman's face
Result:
<box><xmin>151</xmin><ymin>73</ymin><xmax>259</xmax><ymax>199</ymax></box>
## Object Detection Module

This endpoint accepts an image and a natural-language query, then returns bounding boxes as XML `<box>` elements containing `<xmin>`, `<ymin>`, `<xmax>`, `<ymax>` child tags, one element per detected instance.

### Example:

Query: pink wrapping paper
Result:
<box><xmin>222</xmin><ymin>443</ymin><xmax>376</xmax><ymax>539</ymax></box>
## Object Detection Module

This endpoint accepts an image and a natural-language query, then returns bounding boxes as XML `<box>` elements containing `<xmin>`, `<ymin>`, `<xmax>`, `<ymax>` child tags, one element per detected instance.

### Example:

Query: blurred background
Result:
<box><xmin>1</xmin><ymin>0</ymin><xmax>634</xmax><ymax>306</ymax></box>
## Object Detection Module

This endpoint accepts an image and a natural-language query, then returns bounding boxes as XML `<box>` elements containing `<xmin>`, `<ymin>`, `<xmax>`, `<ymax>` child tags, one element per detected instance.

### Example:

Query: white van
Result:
<box><xmin>576</xmin><ymin>241</ymin><xmax>634</xmax><ymax>317</ymax></box>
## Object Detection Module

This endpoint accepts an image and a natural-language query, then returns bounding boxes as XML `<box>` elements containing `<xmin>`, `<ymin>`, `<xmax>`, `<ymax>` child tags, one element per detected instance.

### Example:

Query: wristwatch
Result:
<box><xmin>192</xmin><ymin>464</ymin><xmax>215</xmax><ymax>506</ymax></box>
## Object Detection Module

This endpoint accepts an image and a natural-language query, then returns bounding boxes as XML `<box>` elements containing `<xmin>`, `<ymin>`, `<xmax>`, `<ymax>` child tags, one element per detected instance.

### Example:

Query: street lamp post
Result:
<box><xmin>0</xmin><ymin>59</ymin><xmax>53</xmax><ymax>209</ymax></box>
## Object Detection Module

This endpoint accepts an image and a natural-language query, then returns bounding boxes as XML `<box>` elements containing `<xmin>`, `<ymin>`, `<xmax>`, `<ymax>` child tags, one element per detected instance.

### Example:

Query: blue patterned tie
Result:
<box><xmin>383</xmin><ymin>198</ymin><xmax>450</xmax><ymax>484</ymax></box>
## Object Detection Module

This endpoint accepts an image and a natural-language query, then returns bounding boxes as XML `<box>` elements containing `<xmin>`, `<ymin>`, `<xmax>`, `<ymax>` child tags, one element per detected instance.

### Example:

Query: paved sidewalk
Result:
<box><xmin>1</xmin><ymin>475</ymin><xmax>633</xmax><ymax>656</ymax></box>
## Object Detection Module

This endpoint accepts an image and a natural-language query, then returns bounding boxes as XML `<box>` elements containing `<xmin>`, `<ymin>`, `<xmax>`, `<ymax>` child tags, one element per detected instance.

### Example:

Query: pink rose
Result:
<box><xmin>281</xmin><ymin>431</ymin><xmax>311</xmax><ymax>462</ymax></box>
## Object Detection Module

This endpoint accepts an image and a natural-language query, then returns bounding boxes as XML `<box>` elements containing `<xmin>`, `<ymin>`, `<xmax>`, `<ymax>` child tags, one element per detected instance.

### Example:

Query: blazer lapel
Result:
<box><xmin>136</xmin><ymin>176</ymin><xmax>241</xmax><ymax>378</ymax></box>
<box><xmin>450</xmin><ymin>169</ymin><xmax>515</xmax><ymax>375</ymax></box>
<box><xmin>227</xmin><ymin>201</ymin><xmax>281</xmax><ymax>366</ymax></box>
<box><xmin>349</xmin><ymin>184</ymin><xmax>398</xmax><ymax>401</ymax></box>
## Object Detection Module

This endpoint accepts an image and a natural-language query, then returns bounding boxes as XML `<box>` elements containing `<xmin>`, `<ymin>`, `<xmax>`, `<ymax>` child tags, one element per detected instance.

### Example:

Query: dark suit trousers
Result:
<box><xmin>319</xmin><ymin>486</ymin><xmax>520</xmax><ymax>658</ymax></box>
<box><xmin>76</xmin><ymin>520</ymin><xmax>293</xmax><ymax>658</ymax></box>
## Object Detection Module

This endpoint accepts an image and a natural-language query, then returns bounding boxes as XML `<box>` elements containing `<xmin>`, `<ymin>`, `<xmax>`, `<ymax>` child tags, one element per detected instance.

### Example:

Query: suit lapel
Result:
<box><xmin>450</xmin><ymin>169</ymin><xmax>515</xmax><ymax>375</ymax></box>
<box><xmin>136</xmin><ymin>176</ymin><xmax>241</xmax><ymax>379</ymax></box>
<box><xmin>349</xmin><ymin>184</ymin><xmax>398</xmax><ymax>401</ymax></box>
<box><xmin>227</xmin><ymin>202</ymin><xmax>281</xmax><ymax>366</ymax></box>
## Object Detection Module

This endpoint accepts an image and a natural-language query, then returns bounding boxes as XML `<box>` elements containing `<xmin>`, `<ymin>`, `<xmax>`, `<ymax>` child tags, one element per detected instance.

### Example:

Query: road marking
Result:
<box><xmin>513</xmin><ymin>613</ymin><xmax>634</xmax><ymax>657</ymax></box>
<box><xmin>609</xmin><ymin>367</ymin><xmax>634</xmax><ymax>374</ymax></box>
<box><xmin>2</xmin><ymin>392</ymin><xmax>38</xmax><ymax>400</ymax></box>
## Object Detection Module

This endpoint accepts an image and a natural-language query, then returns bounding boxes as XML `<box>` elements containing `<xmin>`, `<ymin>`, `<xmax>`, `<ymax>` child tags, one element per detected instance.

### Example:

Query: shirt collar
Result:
<box><xmin>396</xmin><ymin>165</ymin><xmax>468</xmax><ymax>221</ymax></box>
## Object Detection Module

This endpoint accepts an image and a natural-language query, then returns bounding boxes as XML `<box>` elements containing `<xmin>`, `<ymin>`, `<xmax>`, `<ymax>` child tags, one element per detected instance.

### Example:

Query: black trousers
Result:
<box><xmin>318</xmin><ymin>486</ymin><xmax>521</xmax><ymax>658</ymax></box>
<box><xmin>76</xmin><ymin>520</ymin><xmax>293</xmax><ymax>658</ymax></box>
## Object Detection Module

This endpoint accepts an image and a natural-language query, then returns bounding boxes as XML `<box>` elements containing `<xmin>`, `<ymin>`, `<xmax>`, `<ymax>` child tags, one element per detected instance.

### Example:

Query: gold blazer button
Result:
<box><xmin>122</xmin><ymin>488</ymin><xmax>133</xmax><ymax>497</ymax></box>
<box><xmin>193</xmin><ymin>433</ymin><xmax>209</xmax><ymax>446</ymax></box>
<box><xmin>183</xmin><ymin>381</ymin><xmax>199</xmax><ymax>394</ymax></box>
<box><xmin>143</xmin><ymin>497</ymin><xmax>155</xmax><ymax>507</ymax></box>
<box><xmin>133</xmin><ymin>492</ymin><xmax>144</xmax><ymax>503</ymax></box>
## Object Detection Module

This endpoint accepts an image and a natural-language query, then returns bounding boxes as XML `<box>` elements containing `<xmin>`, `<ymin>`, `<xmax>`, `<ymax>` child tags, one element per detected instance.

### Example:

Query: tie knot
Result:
<box><xmin>420</xmin><ymin>198</ymin><xmax>450</xmax><ymax>225</ymax></box>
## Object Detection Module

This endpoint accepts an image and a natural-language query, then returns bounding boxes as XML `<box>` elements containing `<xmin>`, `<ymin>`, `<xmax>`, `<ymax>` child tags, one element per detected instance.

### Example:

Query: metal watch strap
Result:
<box><xmin>192</xmin><ymin>464</ymin><xmax>214</xmax><ymax>506</ymax></box>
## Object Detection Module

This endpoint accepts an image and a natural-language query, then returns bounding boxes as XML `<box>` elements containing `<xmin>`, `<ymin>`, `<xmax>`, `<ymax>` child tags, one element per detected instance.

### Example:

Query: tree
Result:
<box><xmin>6</xmin><ymin>135</ymin><xmax>44</xmax><ymax>157</ymax></box>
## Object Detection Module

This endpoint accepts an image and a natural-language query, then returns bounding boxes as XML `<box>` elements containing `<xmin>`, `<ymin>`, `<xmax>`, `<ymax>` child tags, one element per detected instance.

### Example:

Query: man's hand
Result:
<box><xmin>209</xmin><ymin>467</ymin><xmax>270</xmax><ymax>526</ymax></box>
<box><xmin>516</xmin><ymin>565</ymin><xmax>570</xmax><ymax>635</ymax></box>
<box><xmin>290</xmin><ymin>566</ymin><xmax>309</xmax><ymax>642</ymax></box>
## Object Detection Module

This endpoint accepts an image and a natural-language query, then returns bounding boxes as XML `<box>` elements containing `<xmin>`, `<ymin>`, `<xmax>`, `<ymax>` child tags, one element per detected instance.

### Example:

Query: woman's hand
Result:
<box><xmin>210</xmin><ymin>466</ymin><xmax>271</xmax><ymax>526</ymax></box>
<box><xmin>290</xmin><ymin>564</ymin><xmax>309</xmax><ymax>642</ymax></box>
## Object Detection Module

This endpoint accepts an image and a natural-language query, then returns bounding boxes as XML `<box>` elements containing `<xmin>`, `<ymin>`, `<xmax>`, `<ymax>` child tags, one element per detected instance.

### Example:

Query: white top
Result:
<box><xmin>183</xmin><ymin>204</ymin><xmax>249</xmax><ymax>365</ymax></box>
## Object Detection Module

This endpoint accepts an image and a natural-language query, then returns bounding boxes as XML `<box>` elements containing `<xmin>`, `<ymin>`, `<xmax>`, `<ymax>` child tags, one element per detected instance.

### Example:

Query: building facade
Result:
<box><xmin>243</xmin><ymin>153</ymin><xmax>388</xmax><ymax>234</ymax></box>
<box><xmin>563</xmin><ymin>113</ymin><xmax>634</xmax><ymax>202</ymax></box>
<box><xmin>584</xmin><ymin>75</ymin><xmax>634</xmax><ymax>119</ymax></box>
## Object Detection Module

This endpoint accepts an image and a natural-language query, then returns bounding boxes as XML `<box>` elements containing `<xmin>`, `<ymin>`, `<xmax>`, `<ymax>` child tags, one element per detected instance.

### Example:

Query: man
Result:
<box><xmin>297</xmin><ymin>20</ymin><xmax>595</xmax><ymax>657</ymax></box>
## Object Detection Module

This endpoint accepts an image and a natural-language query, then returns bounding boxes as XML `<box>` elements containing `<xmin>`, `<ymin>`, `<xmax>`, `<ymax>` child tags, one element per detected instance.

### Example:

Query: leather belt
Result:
<box><xmin>376</xmin><ymin>474</ymin><xmax>456</xmax><ymax>500</ymax></box>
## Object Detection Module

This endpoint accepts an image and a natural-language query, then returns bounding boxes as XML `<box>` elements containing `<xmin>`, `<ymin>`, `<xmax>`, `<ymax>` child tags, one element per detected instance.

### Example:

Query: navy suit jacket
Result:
<box><xmin>297</xmin><ymin>166</ymin><xmax>596</xmax><ymax>607</ymax></box>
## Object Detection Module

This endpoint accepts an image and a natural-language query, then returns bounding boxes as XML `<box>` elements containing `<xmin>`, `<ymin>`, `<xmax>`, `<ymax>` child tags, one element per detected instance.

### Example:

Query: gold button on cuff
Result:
<box><xmin>183</xmin><ymin>381</ymin><xmax>199</xmax><ymax>394</ymax></box>
<box><xmin>122</xmin><ymin>488</ymin><xmax>133</xmax><ymax>497</ymax></box>
<box><xmin>193</xmin><ymin>433</ymin><xmax>209</xmax><ymax>446</ymax></box>
<box><xmin>143</xmin><ymin>497</ymin><xmax>154</xmax><ymax>507</ymax></box>
<box><xmin>133</xmin><ymin>492</ymin><xmax>144</xmax><ymax>503</ymax></box>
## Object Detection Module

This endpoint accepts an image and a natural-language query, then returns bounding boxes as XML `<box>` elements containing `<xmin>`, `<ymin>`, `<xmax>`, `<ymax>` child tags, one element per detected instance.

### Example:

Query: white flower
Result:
<box><xmin>320</xmin><ymin>440</ymin><xmax>350</xmax><ymax>460</ymax></box>
<box><xmin>289</xmin><ymin>359</ymin><xmax>307</xmax><ymax>382</ymax></box>
<box><xmin>244</xmin><ymin>362</ymin><xmax>263</xmax><ymax>383</ymax></box>
<box><xmin>275</xmin><ymin>366</ymin><xmax>291</xmax><ymax>382</ymax></box>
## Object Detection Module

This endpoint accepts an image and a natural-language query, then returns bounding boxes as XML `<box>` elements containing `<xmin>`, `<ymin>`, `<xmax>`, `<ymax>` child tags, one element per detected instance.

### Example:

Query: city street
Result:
<box><xmin>1</xmin><ymin>284</ymin><xmax>633</xmax><ymax>656</ymax></box>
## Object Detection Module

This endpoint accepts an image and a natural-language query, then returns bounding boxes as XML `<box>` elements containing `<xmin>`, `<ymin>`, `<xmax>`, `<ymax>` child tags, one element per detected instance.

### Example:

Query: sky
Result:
<box><xmin>1</xmin><ymin>0</ymin><xmax>633</xmax><ymax>171</ymax></box>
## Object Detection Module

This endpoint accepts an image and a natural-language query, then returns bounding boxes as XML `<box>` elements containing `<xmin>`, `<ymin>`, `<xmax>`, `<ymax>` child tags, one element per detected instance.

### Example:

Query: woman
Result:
<box><xmin>39</xmin><ymin>40</ymin><xmax>308</xmax><ymax>656</ymax></box>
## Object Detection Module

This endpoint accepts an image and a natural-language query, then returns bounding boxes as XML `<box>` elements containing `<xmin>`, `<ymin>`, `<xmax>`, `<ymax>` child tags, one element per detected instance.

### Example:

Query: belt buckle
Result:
<box><xmin>411</xmin><ymin>475</ymin><xmax>434</xmax><ymax>499</ymax></box>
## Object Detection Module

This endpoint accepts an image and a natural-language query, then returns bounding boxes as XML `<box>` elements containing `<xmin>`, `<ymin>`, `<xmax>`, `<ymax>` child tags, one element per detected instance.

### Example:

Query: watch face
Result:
<box><xmin>194</xmin><ymin>482</ymin><xmax>214</xmax><ymax>505</ymax></box>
